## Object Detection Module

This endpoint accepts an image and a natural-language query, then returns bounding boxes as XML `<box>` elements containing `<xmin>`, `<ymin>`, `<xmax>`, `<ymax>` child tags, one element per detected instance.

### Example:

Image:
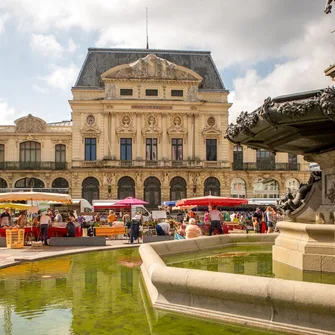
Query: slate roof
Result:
<box><xmin>74</xmin><ymin>48</ymin><xmax>226</xmax><ymax>91</ymax></box>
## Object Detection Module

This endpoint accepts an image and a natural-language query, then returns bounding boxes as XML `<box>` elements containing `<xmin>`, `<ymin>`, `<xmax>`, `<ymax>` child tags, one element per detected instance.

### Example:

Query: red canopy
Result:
<box><xmin>176</xmin><ymin>195</ymin><xmax>248</xmax><ymax>207</ymax></box>
<box><xmin>113</xmin><ymin>197</ymin><xmax>149</xmax><ymax>206</ymax></box>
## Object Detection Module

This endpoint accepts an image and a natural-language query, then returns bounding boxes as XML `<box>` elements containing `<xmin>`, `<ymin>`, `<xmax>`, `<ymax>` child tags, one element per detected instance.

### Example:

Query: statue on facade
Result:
<box><xmin>325</xmin><ymin>0</ymin><xmax>334</xmax><ymax>14</ymax></box>
<box><xmin>278</xmin><ymin>171</ymin><xmax>322</xmax><ymax>213</ymax></box>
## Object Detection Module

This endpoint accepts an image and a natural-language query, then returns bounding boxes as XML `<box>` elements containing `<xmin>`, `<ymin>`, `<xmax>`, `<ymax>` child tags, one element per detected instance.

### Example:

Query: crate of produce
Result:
<box><xmin>6</xmin><ymin>229</ymin><xmax>25</xmax><ymax>249</ymax></box>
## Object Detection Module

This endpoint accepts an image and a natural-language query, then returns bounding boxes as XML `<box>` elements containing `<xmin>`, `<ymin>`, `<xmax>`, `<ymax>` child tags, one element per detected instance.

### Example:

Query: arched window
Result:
<box><xmin>51</xmin><ymin>178</ymin><xmax>69</xmax><ymax>193</ymax></box>
<box><xmin>204</xmin><ymin>177</ymin><xmax>220</xmax><ymax>196</ymax></box>
<box><xmin>20</xmin><ymin>141</ymin><xmax>41</xmax><ymax>169</ymax></box>
<box><xmin>0</xmin><ymin>178</ymin><xmax>7</xmax><ymax>189</ymax></box>
<box><xmin>231</xmin><ymin>178</ymin><xmax>246</xmax><ymax>198</ymax></box>
<box><xmin>82</xmin><ymin>177</ymin><xmax>99</xmax><ymax>205</ymax></box>
<box><xmin>253</xmin><ymin>178</ymin><xmax>279</xmax><ymax>199</ymax></box>
<box><xmin>0</xmin><ymin>144</ymin><xmax>4</xmax><ymax>169</ymax></box>
<box><xmin>55</xmin><ymin>144</ymin><xmax>66</xmax><ymax>169</ymax></box>
<box><xmin>170</xmin><ymin>177</ymin><xmax>187</xmax><ymax>201</ymax></box>
<box><xmin>144</xmin><ymin>177</ymin><xmax>161</xmax><ymax>207</ymax></box>
<box><xmin>118</xmin><ymin>177</ymin><xmax>135</xmax><ymax>199</ymax></box>
<box><xmin>15</xmin><ymin>177</ymin><xmax>45</xmax><ymax>189</ymax></box>
<box><xmin>233</xmin><ymin>145</ymin><xmax>243</xmax><ymax>170</ymax></box>
<box><xmin>285</xmin><ymin>178</ymin><xmax>300</xmax><ymax>194</ymax></box>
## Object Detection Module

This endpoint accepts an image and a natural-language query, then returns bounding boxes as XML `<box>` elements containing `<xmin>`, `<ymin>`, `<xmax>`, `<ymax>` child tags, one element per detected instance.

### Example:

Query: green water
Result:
<box><xmin>0</xmin><ymin>249</ymin><xmax>289</xmax><ymax>335</ymax></box>
<box><xmin>164</xmin><ymin>245</ymin><xmax>335</xmax><ymax>285</ymax></box>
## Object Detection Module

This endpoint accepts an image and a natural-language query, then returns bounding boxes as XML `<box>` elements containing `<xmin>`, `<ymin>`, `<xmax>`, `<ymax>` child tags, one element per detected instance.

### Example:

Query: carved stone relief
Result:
<box><xmin>103</xmin><ymin>54</ymin><xmax>202</xmax><ymax>81</ymax></box>
<box><xmin>116</xmin><ymin>113</ymin><xmax>136</xmax><ymax>141</ymax></box>
<box><xmin>167</xmin><ymin>115</ymin><xmax>188</xmax><ymax>142</ymax></box>
<box><xmin>15</xmin><ymin>114</ymin><xmax>46</xmax><ymax>133</ymax></box>
<box><xmin>105</xmin><ymin>83</ymin><xmax>116</xmax><ymax>99</ymax></box>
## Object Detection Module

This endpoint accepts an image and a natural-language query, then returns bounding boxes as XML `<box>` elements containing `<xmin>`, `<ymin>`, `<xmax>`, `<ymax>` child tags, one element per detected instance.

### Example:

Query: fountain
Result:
<box><xmin>139</xmin><ymin>5</ymin><xmax>335</xmax><ymax>335</ymax></box>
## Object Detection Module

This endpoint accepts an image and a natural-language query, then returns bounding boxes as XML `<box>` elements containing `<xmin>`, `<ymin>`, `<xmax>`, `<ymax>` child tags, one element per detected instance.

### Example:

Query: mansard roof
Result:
<box><xmin>74</xmin><ymin>48</ymin><xmax>226</xmax><ymax>90</ymax></box>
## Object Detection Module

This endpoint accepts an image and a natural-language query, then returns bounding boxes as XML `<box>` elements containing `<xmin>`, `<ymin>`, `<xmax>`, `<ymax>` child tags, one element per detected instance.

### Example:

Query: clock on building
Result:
<box><xmin>86</xmin><ymin>115</ymin><xmax>95</xmax><ymax>126</ymax></box>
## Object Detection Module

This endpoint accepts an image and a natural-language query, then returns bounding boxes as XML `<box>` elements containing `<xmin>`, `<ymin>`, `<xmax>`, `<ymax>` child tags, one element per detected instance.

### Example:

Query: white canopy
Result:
<box><xmin>0</xmin><ymin>192</ymin><xmax>72</xmax><ymax>204</ymax></box>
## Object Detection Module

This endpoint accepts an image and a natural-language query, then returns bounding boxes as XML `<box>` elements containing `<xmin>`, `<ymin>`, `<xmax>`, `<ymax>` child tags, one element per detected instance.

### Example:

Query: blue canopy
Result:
<box><xmin>163</xmin><ymin>201</ymin><xmax>177</xmax><ymax>207</ymax></box>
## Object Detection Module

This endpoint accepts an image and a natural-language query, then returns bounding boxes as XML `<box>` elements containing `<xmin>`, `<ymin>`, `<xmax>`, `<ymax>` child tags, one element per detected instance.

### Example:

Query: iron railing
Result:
<box><xmin>0</xmin><ymin>188</ymin><xmax>69</xmax><ymax>194</ymax></box>
<box><xmin>0</xmin><ymin>161</ymin><xmax>67</xmax><ymax>170</ymax></box>
<box><xmin>233</xmin><ymin>162</ymin><xmax>300</xmax><ymax>171</ymax></box>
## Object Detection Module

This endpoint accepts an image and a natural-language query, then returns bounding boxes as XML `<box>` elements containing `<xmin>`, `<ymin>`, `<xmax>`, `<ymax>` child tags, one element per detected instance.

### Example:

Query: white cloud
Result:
<box><xmin>40</xmin><ymin>64</ymin><xmax>79</xmax><ymax>90</ymax></box>
<box><xmin>32</xmin><ymin>84</ymin><xmax>50</xmax><ymax>94</ymax></box>
<box><xmin>228</xmin><ymin>19</ymin><xmax>333</xmax><ymax>123</ymax></box>
<box><xmin>0</xmin><ymin>99</ymin><xmax>21</xmax><ymax>125</ymax></box>
<box><xmin>30</xmin><ymin>34</ymin><xmax>77</xmax><ymax>58</ymax></box>
<box><xmin>0</xmin><ymin>12</ymin><xmax>10</xmax><ymax>34</ymax></box>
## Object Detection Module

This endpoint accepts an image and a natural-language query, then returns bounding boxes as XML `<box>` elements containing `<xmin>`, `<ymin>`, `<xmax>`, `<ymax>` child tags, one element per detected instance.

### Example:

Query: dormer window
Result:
<box><xmin>146</xmin><ymin>89</ymin><xmax>158</xmax><ymax>96</ymax></box>
<box><xmin>171</xmin><ymin>89</ymin><xmax>183</xmax><ymax>97</ymax></box>
<box><xmin>120</xmin><ymin>89</ymin><xmax>133</xmax><ymax>96</ymax></box>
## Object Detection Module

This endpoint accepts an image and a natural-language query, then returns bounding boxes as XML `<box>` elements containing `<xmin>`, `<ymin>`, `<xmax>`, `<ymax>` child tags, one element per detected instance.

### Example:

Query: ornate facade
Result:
<box><xmin>0</xmin><ymin>49</ymin><xmax>310</xmax><ymax>207</ymax></box>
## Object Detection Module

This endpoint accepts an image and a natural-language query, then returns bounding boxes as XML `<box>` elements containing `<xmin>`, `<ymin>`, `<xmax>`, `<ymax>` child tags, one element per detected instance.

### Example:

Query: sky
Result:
<box><xmin>0</xmin><ymin>0</ymin><xmax>334</xmax><ymax>125</ymax></box>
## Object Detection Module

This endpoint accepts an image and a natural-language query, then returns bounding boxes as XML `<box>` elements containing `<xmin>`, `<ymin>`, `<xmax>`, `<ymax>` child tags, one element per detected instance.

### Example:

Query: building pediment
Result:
<box><xmin>202</xmin><ymin>127</ymin><xmax>222</xmax><ymax>136</ymax></box>
<box><xmin>101</xmin><ymin>54</ymin><xmax>203</xmax><ymax>82</ymax></box>
<box><xmin>80</xmin><ymin>124</ymin><xmax>101</xmax><ymax>142</ymax></box>
<box><xmin>167</xmin><ymin>115</ymin><xmax>188</xmax><ymax>142</ymax></box>
<box><xmin>15</xmin><ymin>114</ymin><xmax>46</xmax><ymax>133</ymax></box>
<box><xmin>116</xmin><ymin>114</ymin><xmax>137</xmax><ymax>141</ymax></box>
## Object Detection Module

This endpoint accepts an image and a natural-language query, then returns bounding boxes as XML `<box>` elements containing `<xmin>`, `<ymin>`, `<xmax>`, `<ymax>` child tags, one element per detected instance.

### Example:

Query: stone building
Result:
<box><xmin>0</xmin><ymin>48</ymin><xmax>310</xmax><ymax>206</ymax></box>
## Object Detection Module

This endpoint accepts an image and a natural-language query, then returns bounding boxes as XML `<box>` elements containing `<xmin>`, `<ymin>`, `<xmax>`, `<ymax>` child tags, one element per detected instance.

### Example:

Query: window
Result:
<box><xmin>253</xmin><ymin>178</ymin><xmax>279</xmax><ymax>198</ymax></box>
<box><xmin>231</xmin><ymin>178</ymin><xmax>246</xmax><ymax>198</ymax></box>
<box><xmin>82</xmin><ymin>177</ymin><xmax>99</xmax><ymax>205</ymax></box>
<box><xmin>85</xmin><ymin>138</ymin><xmax>96</xmax><ymax>161</ymax></box>
<box><xmin>171</xmin><ymin>139</ymin><xmax>183</xmax><ymax>161</ymax></box>
<box><xmin>146</xmin><ymin>138</ymin><xmax>157</xmax><ymax>160</ymax></box>
<box><xmin>20</xmin><ymin>141</ymin><xmax>41</xmax><ymax>169</ymax></box>
<box><xmin>120</xmin><ymin>138</ymin><xmax>132</xmax><ymax>161</ymax></box>
<box><xmin>145</xmin><ymin>89</ymin><xmax>158</xmax><ymax>96</ymax></box>
<box><xmin>144</xmin><ymin>177</ymin><xmax>161</xmax><ymax>207</ymax></box>
<box><xmin>233</xmin><ymin>145</ymin><xmax>243</xmax><ymax>170</ymax></box>
<box><xmin>288</xmin><ymin>153</ymin><xmax>298</xmax><ymax>170</ymax></box>
<box><xmin>0</xmin><ymin>144</ymin><xmax>4</xmax><ymax>169</ymax></box>
<box><xmin>52</xmin><ymin>178</ymin><xmax>69</xmax><ymax>193</ymax></box>
<box><xmin>170</xmin><ymin>177</ymin><xmax>187</xmax><ymax>200</ymax></box>
<box><xmin>120</xmin><ymin>89</ymin><xmax>133</xmax><ymax>96</ymax></box>
<box><xmin>256</xmin><ymin>150</ymin><xmax>275</xmax><ymax>170</ymax></box>
<box><xmin>206</xmin><ymin>139</ymin><xmax>217</xmax><ymax>161</ymax></box>
<box><xmin>118</xmin><ymin>176</ymin><xmax>135</xmax><ymax>199</ymax></box>
<box><xmin>0</xmin><ymin>178</ymin><xmax>7</xmax><ymax>188</ymax></box>
<box><xmin>204</xmin><ymin>177</ymin><xmax>220</xmax><ymax>196</ymax></box>
<box><xmin>15</xmin><ymin>177</ymin><xmax>44</xmax><ymax>189</ymax></box>
<box><xmin>55</xmin><ymin>144</ymin><xmax>66</xmax><ymax>169</ymax></box>
<box><xmin>171</xmin><ymin>89</ymin><xmax>183</xmax><ymax>97</ymax></box>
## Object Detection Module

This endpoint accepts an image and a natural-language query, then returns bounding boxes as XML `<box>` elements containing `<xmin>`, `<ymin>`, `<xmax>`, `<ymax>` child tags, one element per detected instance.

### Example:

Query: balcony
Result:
<box><xmin>72</xmin><ymin>159</ymin><xmax>230</xmax><ymax>169</ymax></box>
<box><xmin>233</xmin><ymin>162</ymin><xmax>300</xmax><ymax>171</ymax></box>
<box><xmin>0</xmin><ymin>161</ymin><xmax>67</xmax><ymax>170</ymax></box>
<box><xmin>0</xmin><ymin>188</ymin><xmax>69</xmax><ymax>194</ymax></box>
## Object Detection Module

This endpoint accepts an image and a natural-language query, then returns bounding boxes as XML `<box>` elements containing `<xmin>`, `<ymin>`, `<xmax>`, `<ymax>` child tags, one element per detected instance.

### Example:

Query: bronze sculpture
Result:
<box><xmin>325</xmin><ymin>0</ymin><xmax>334</xmax><ymax>14</ymax></box>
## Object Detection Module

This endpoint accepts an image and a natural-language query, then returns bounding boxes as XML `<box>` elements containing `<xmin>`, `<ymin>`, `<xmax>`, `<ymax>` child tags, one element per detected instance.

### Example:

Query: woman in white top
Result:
<box><xmin>208</xmin><ymin>205</ymin><xmax>223</xmax><ymax>235</ymax></box>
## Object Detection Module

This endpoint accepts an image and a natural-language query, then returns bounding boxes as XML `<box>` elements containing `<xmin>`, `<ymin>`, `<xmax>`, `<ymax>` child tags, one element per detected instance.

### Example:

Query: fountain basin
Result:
<box><xmin>139</xmin><ymin>234</ymin><xmax>335</xmax><ymax>335</ymax></box>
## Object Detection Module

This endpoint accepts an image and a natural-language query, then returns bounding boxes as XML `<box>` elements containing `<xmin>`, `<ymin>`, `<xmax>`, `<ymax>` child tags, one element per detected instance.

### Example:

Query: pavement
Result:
<box><xmin>0</xmin><ymin>239</ymin><xmax>140</xmax><ymax>269</ymax></box>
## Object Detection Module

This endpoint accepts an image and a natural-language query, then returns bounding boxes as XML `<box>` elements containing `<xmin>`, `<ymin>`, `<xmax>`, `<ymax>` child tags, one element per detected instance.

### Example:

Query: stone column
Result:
<box><xmin>103</xmin><ymin>112</ymin><xmax>109</xmax><ymax>159</ymax></box>
<box><xmin>162</xmin><ymin>113</ymin><xmax>168</xmax><ymax>160</ymax></box>
<box><xmin>110</xmin><ymin>112</ymin><xmax>116</xmax><ymax>159</ymax></box>
<box><xmin>187</xmin><ymin>114</ymin><xmax>192</xmax><ymax>159</ymax></box>
<box><xmin>136</xmin><ymin>113</ymin><xmax>142</xmax><ymax>160</ymax></box>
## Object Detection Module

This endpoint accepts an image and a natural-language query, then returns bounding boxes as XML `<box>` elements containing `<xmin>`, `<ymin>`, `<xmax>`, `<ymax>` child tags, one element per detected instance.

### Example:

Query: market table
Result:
<box><xmin>0</xmin><ymin>226</ymin><xmax>81</xmax><ymax>242</ymax></box>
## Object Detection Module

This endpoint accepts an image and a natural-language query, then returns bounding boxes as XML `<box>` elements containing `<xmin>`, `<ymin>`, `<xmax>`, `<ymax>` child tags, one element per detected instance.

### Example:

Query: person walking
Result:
<box><xmin>130</xmin><ymin>212</ymin><xmax>142</xmax><ymax>243</ymax></box>
<box><xmin>40</xmin><ymin>211</ymin><xmax>51</xmax><ymax>246</ymax></box>
<box><xmin>265</xmin><ymin>206</ymin><xmax>274</xmax><ymax>233</ymax></box>
<box><xmin>208</xmin><ymin>205</ymin><xmax>223</xmax><ymax>236</ymax></box>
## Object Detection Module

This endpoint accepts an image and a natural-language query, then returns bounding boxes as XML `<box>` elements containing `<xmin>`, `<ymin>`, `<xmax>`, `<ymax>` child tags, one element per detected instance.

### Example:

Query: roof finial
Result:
<box><xmin>146</xmin><ymin>7</ymin><xmax>149</xmax><ymax>49</ymax></box>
